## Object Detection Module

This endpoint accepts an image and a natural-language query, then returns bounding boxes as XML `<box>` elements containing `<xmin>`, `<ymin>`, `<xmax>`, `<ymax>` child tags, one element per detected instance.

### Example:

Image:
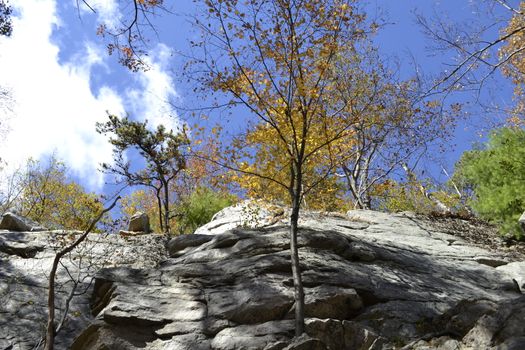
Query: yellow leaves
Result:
<box><xmin>17</xmin><ymin>157</ymin><xmax>104</xmax><ymax>230</ymax></box>
<box><xmin>500</xmin><ymin>1</ymin><xmax>525</xmax><ymax>113</ymax></box>
<box><xmin>196</xmin><ymin>0</ymin><xmax>376</xmax><ymax>210</ymax></box>
<box><xmin>231</xmin><ymin>115</ymin><xmax>350</xmax><ymax>211</ymax></box>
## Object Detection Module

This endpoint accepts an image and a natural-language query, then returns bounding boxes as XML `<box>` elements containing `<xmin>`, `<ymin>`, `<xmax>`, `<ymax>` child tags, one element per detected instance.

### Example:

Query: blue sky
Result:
<box><xmin>0</xmin><ymin>0</ymin><xmax>518</xmax><ymax>193</ymax></box>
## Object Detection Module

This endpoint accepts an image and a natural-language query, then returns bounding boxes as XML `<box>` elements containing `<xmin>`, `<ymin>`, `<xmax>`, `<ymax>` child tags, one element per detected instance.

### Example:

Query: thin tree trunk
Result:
<box><xmin>290</xmin><ymin>164</ymin><xmax>305</xmax><ymax>336</ymax></box>
<box><xmin>342</xmin><ymin>165</ymin><xmax>367</xmax><ymax>209</ymax></box>
<box><xmin>162</xmin><ymin>179</ymin><xmax>170</xmax><ymax>234</ymax></box>
<box><xmin>401</xmin><ymin>163</ymin><xmax>450</xmax><ymax>214</ymax></box>
<box><xmin>44</xmin><ymin>197</ymin><xmax>120</xmax><ymax>350</ymax></box>
<box><xmin>155</xmin><ymin>187</ymin><xmax>164</xmax><ymax>233</ymax></box>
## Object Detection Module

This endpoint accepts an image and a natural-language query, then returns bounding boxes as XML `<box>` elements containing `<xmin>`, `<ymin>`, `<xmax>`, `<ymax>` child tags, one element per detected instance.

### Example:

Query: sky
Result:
<box><xmin>0</xmin><ymin>0</ymin><xmax>518</xmax><ymax>193</ymax></box>
<box><xmin>0</xmin><ymin>0</ymin><xmax>182</xmax><ymax>190</ymax></box>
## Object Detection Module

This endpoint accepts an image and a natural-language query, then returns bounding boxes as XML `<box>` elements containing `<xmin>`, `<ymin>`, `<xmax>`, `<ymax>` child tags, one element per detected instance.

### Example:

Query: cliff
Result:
<box><xmin>1</xmin><ymin>206</ymin><xmax>524</xmax><ymax>349</ymax></box>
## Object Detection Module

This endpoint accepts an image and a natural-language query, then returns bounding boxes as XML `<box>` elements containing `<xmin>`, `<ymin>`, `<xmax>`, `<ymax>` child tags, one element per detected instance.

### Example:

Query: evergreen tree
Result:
<box><xmin>454</xmin><ymin>127</ymin><xmax>525</xmax><ymax>238</ymax></box>
<box><xmin>96</xmin><ymin>115</ymin><xmax>189</xmax><ymax>234</ymax></box>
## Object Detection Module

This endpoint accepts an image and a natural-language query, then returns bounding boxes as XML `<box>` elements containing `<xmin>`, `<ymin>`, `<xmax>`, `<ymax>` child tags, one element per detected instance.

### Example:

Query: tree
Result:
<box><xmin>0</xmin><ymin>160</ymin><xmax>24</xmax><ymax>215</ymax></box>
<box><xmin>0</xmin><ymin>0</ymin><xmax>12</xmax><ymax>37</ymax></box>
<box><xmin>500</xmin><ymin>1</ymin><xmax>525</xmax><ymax>124</ymax></box>
<box><xmin>375</xmin><ymin>173</ymin><xmax>462</xmax><ymax>215</ymax></box>
<box><xmin>328</xmin><ymin>49</ymin><xmax>458</xmax><ymax>209</ymax></box>
<box><xmin>120</xmin><ymin>188</ymin><xmax>162</xmax><ymax>231</ymax></box>
<box><xmin>44</xmin><ymin>196</ymin><xmax>120</xmax><ymax>350</ymax></box>
<box><xmin>120</xmin><ymin>185</ymin><xmax>234</xmax><ymax>234</ymax></box>
<box><xmin>233</xmin><ymin>118</ymin><xmax>348</xmax><ymax>212</ymax></box>
<box><xmin>191</xmin><ymin>0</ymin><xmax>370</xmax><ymax>335</ymax></box>
<box><xmin>453</xmin><ymin>127</ymin><xmax>525</xmax><ymax>239</ymax></box>
<box><xmin>174</xmin><ymin>186</ymin><xmax>235</xmax><ymax>234</ymax></box>
<box><xmin>0</xmin><ymin>0</ymin><xmax>13</xmax><ymax>129</ymax></box>
<box><xmin>96</xmin><ymin>114</ymin><xmax>188</xmax><ymax>234</ymax></box>
<box><xmin>120</xmin><ymin>138</ymin><xmax>237</xmax><ymax>234</ymax></box>
<box><xmin>417</xmin><ymin>1</ymin><xmax>525</xmax><ymax>97</ymax></box>
<box><xmin>14</xmin><ymin>157</ymin><xmax>104</xmax><ymax>230</ymax></box>
<box><xmin>79</xmin><ymin>0</ymin><xmax>166</xmax><ymax>71</ymax></box>
<box><xmin>232</xmin><ymin>45</ymin><xmax>458</xmax><ymax>212</ymax></box>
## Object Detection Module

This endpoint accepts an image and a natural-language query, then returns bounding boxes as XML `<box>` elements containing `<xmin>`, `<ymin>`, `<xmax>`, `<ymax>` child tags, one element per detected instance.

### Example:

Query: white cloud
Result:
<box><xmin>0</xmin><ymin>0</ymin><xmax>124</xmax><ymax>190</ymax></box>
<box><xmin>125</xmin><ymin>43</ymin><xmax>181</xmax><ymax>132</ymax></box>
<box><xmin>77</xmin><ymin>0</ymin><xmax>121</xmax><ymax>31</ymax></box>
<box><xmin>0</xmin><ymin>0</ymin><xmax>180</xmax><ymax>192</ymax></box>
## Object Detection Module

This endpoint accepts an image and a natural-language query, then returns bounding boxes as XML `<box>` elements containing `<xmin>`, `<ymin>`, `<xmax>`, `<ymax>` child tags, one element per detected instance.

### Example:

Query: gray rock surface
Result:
<box><xmin>496</xmin><ymin>261</ymin><xmax>525</xmax><ymax>293</ymax></box>
<box><xmin>194</xmin><ymin>200</ymin><xmax>286</xmax><ymax>235</ymax></box>
<box><xmin>0</xmin><ymin>229</ymin><xmax>167</xmax><ymax>350</ymax></box>
<box><xmin>1</xmin><ymin>207</ymin><xmax>525</xmax><ymax>349</ymax></box>
<box><xmin>167</xmin><ymin>233</ymin><xmax>213</xmax><ymax>257</ymax></box>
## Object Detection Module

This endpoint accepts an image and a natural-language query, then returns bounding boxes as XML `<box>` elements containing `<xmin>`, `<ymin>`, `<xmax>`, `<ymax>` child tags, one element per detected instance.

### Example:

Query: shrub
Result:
<box><xmin>175</xmin><ymin>187</ymin><xmax>235</xmax><ymax>234</ymax></box>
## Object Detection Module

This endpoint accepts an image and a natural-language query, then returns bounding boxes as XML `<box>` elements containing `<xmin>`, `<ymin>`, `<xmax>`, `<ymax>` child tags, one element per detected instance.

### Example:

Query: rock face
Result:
<box><xmin>0</xmin><ymin>228</ymin><xmax>168</xmax><ymax>350</ymax></box>
<box><xmin>1</xmin><ymin>209</ymin><xmax>525</xmax><ymax>349</ymax></box>
<box><xmin>497</xmin><ymin>261</ymin><xmax>525</xmax><ymax>293</ymax></box>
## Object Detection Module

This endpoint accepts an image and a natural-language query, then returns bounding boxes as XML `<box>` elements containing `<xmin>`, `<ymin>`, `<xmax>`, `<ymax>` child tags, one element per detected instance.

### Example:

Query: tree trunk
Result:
<box><xmin>162</xmin><ymin>178</ymin><xmax>170</xmax><ymax>234</ymax></box>
<box><xmin>155</xmin><ymin>187</ymin><xmax>164</xmax><ymax>233</ymax></box>
<box><xmin>290</xmin><ymin>164</ymin><xmax>305</xmax><ymax>336</ymax></box>
<box><xmin>44</xmin><ymin>197</ymin><xmax>120</xmax><ymax>350</ymax></box>
<box><xmin>45</xmin><ymin>256</ymin><xmax>58</xmax><ymax>350</ymax></box>
<box><xmin>401</xmin><ymin>163</ymin><xmax>451</xmax><ymax>214</ymax></box>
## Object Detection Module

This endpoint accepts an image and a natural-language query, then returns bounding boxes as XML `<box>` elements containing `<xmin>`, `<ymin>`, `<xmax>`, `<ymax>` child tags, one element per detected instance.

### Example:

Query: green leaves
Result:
<box><xmin>97</xmin><ymin>114</ymin><xmax>189</xmax><ymax>233</ymax></box>
<box><xmin>96</xmin><ymin>114</ymin><xmax>189</xmax><ymax>187</ymax></box>
<box><xmin>454</xmin><ymin>127</ymin><xmax>525</xmax><ymax>239</ymax></box>
<box><xmin>0</xmin><ymin>0</ymin><xmax>12</xmax><ymax>37</ymax></box>
<box><xmin>175</xmin><ymin>187</ymin><xmax>234</xmax><ymax>234</ymax></box>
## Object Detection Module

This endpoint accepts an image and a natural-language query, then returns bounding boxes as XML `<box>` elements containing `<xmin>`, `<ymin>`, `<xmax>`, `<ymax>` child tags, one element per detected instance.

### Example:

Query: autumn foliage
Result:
<box><xmin>191</xmin><ymin>0</ymin><xmax>375</xmax><ymax>335</ymax></box>
<box><xmin>500</xmin><ymin>1</ymin><xmax>525</xmax><ymax>126</ymax></box>
<box><xmin>0</xmin><ymin>157</ymin><xmax>104</xmax><ymax>230</ymax></box>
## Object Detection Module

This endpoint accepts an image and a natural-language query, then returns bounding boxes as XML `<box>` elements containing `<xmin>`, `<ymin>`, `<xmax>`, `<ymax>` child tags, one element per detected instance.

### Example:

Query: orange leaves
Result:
<box><xmin>499</xmin><ymin>1</ymin><xmax>525</xmax><ymax>124</ymax></box>
<box><xmin>91</xmin><ymin>0</ymin><xmax>165</xmax><ymax>71</ymax></box>
<box><xmin>96</xmin><ymin>24</ymin><xmax>106</xmax><ymax>36</ymax></box>
<box><xmin>121</xmin><ymin>46</ymin><xmax>133</xmax><ymax>58</ymax></box>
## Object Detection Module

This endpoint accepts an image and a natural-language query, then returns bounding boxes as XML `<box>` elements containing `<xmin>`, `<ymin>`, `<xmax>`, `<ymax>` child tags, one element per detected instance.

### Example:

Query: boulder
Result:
<box><xmin>304</xmin><ymin>285</ymin><xmax>363</xmax><ymax>319</ymax></box>
<box><xmin>194</xmin><ymin>200</ymin><xmax>286</xmax><ymax>235</ymax></box>
<box><xmin>460</xmin><ymin>296</ymin><xmax>525</xmax><ymax>349</ymax></box>
<box><xmin>128</xmin><ymin>211</ymin><xmax>150</xmax><ymax>233</ymax></box>
<box><xmin>0</xmin><ymin>212</ymin><xmax>46</xmax><ymax>232</ymax></box>
<box><xmin>496</xmin><ymin>261</ymin><xmax>525</xmax><ymax>293</ymax></box>
<box><xmin>211</xmin><ymin>320</ymin><xmax>294</xmax><ymax>350</ymax></box>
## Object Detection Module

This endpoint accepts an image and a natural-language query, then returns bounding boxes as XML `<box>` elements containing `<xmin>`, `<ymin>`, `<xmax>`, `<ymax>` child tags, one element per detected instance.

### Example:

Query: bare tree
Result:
<box><xmin>43</xmin><ymin>196</ymin><xmax>120</xmax><ymax>350</ymax></box>
<box><xmin>78</xmin><ymin>0</ymin><xmax>170</xmax><ymax>71</ymax></box>
<box><xmin>328</xmin><ymin>48</ymin><xmax>458</xmax><ymax>209</ymax></box>
<box><xmin>417</xmin><ymin>0</ymin><xmax>525</xmax><ymax>94</ymax></box>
